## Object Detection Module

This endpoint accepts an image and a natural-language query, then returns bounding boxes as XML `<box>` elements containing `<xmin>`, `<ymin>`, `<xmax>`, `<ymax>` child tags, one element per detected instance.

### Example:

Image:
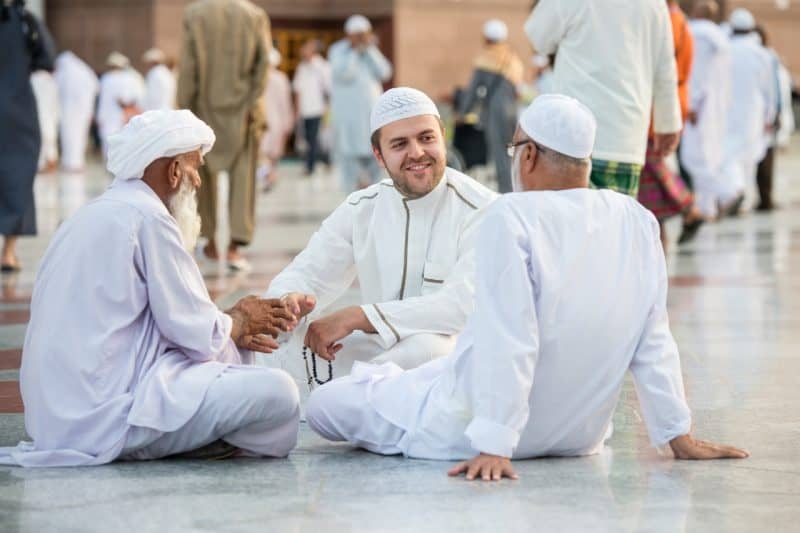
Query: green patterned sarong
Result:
<box><xmin>590</xmin><ymin>159</ymin><xmax>643</xmax><ymax>197</ymax></box>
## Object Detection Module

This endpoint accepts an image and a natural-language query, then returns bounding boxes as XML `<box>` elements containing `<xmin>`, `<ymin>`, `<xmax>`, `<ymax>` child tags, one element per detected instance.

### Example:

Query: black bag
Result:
<box><xmin>453</xmin><ymin>122</ymin><xmax>487</xmax><ymax>169</ymax></box>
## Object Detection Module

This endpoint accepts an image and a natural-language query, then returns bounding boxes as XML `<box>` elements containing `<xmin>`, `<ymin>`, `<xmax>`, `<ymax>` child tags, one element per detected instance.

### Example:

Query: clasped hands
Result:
<box><xmin>226</xmin><ymin>292</ymin><xmax>374</xmax><ymax>357</ymax></box>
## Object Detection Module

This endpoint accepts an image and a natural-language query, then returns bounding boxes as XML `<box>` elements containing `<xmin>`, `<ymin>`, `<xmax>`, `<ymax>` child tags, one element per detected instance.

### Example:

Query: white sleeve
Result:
<box><xmin>265</xmin><ymin>202</ymin><xmax>357</xmax><ymax>312</ymax></box>
<box><xmin>330</xmin><ymin>45</ymin><xmax>360</xmax><ymax>84</ymax></box>
<box><xmin>462</xmin><ymin>203</ymin><xmax>540</xmax><ymax>458</ymax></box>
<box><xmin>364</xmin><ymin>45</ymin><xmax>393</xmax><ymax>82</ymax></box>
<box><xmin>652</xmin><ymin>4</ymin><xmax>682</xmax><ymax>134</ymax></box>
<box><xmin>524</xmin><ymin>0</ymin><xmax>568</xmax><ymax>55</ymax></box>
<box><xmin>138</xmin><ymin>211</ymin><xmax>233</xmax><ymax>362</ymax></box>
<box><xmin>629</xmin><ymin>220</ymin><xmax>692</xmax><ymax>447</ymax></box>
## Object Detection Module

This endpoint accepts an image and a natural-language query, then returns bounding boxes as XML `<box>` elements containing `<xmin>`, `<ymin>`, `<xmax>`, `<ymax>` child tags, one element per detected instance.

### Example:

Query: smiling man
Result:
<box><xmin>262</xmin><ymin>87</ymin><xmax>497</xmax><ymax>398</ymax></box>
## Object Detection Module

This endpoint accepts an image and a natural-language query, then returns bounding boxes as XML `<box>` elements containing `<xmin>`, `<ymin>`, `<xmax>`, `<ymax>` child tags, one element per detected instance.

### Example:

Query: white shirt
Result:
<box><xmin>2</xmin><ymin>179</ymin><xmax>246</xmax><ymax>467</ymax></box>
<box><xmin>143</xmin><ymin>64</ymin><xmax>176</xmax><ymax>111</ymax></box>
<box><xmin>266</xmin><ymin>168</ymin><xmax>497</xmax><ymax>349</ymax></box>
<box><xmin>293</xmin><ymin>55</ymin><xmax>331</xmax><ymax>118</ymax></box>
<box><xmin>366</xmin><ymin>190</ymin><xmax>692</xmax><ymax>460</ymax></box>
<box><xmin>525</xmin><ymin>0</ymin><xmax>682</xmax><ymax>165</ymax></box>
<box><xmin>97</xmin><ymin>69</ymin><xmax>145</xmax><ymax>136</ymax></box>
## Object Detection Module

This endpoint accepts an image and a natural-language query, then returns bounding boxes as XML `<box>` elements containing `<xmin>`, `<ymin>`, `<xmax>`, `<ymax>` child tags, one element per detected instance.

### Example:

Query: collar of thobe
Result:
<box><xmin>109</xmin><ymin>177</ymin><xmax>170</xmax><ymax>216</ymax></box>
<box><xmin>394</xmin><ymin>171</ymin><xmax>448</xmax><ymax>212</ymax></box>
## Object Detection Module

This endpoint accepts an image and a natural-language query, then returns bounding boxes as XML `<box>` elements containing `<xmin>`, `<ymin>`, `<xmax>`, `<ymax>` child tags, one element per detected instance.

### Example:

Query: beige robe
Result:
<box><xmin>177</xmin><ymin>0</ymin><xmax>271</xmax><ymax>244</ymax></box>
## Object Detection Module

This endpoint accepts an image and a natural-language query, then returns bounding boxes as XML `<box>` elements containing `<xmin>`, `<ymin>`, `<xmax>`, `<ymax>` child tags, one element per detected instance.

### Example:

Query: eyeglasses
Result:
<box><xmin>506</xmin><ymin>139</ymin><xmax>547</xmax><ymax>158</ymax></box>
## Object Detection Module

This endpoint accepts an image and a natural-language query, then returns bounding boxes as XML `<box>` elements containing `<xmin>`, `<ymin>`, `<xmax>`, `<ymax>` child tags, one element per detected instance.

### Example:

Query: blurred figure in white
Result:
<box><xmin>679</xmin><ymin>1</ymin><xmax>732</xmax><ymax>220</ymax></box>
<box><xmin>258</xmin><ymin>48</ymin><xmax>293</xmax><ymax>191</ymax></box>
<box><xmin>753</xmin><ymin>25</ymin><xmax>795</xmax><ymax>211</ymax></box>
<box><xmin>719</xmin><ymin>8</ymin><xmax>776</xmax><ymax>215</ymax></box>
<box><xmin>293</xmin><ymin>38</ymin><xmax>331</xmax><ymax>176</ymax></box>
<box><xmin>96</xmin><ymin>52</ymin><xmax>144</xmax><ymax>156</ymax></box>
<box><xmin>329</xmin><ymin>15</ymin><xmax>393</xmax><ymax>192</ymax></box>
<box><xmin>30</xmin><ymin>69</ymin><xmax>59</xmax><ymax>173</ymax></box>
<box><xmin>142</xmin><ymin>48</ymin><xmax>176</xmax><ymax>111</ymax></box>
<box><xmin>54</xmin><ymin>51</ymin><xmax>99</xmax><ymax>172</ymax></box>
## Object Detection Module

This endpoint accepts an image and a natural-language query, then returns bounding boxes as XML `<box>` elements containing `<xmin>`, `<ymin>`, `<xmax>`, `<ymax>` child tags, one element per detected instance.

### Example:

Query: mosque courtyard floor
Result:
<box><xmin>1</xmin><ymin>146</ymin><xmax>799</xmax><ymax>532</ymax></box>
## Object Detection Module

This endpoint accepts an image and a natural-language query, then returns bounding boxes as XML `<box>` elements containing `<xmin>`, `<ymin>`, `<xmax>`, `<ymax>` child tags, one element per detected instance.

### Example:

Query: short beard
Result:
<box><xmin>387</xmin><ymin>155</ymin><xmax>445</xmax><ymax>199</ymax></box>
<box><xmin>168</xmin><ymin>173</ymin><xmax>202</xmax><ymax>252</ymax></box>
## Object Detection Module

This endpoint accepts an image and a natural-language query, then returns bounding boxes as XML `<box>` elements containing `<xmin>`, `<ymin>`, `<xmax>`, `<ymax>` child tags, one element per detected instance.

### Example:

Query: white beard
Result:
<box><xmin>511</xmin><ymin>149</ymin><xmax>524</xmax><ymax>192</ymax></box>
<box><xmin>168</xmin><ymin>174</ymin><xmax>202</xmax><ymax>252</ymax></box>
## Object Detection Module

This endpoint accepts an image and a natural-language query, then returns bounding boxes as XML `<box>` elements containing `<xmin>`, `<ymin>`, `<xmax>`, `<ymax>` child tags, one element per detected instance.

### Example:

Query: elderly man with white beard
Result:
<box><xmin>306</xmin><ymin>94</ymin><xmax>748</xmax><ymax>481</ymax></box>
<box><xmin>0</xmin><ymin>110</ymin><xmax>301</xmax><ymax>467</ymax></box>
<box><xmin>261</xmin><ymin>87</ymin><xmax>496</xmax><ymax>401</ymax></box>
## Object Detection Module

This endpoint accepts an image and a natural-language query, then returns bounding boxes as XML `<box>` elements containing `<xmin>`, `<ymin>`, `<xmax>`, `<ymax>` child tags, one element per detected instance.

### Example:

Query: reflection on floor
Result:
<box><xmin>1</xmin><ymin>149</ymin><xmax>799</xmax><ymax>531</ymax></box>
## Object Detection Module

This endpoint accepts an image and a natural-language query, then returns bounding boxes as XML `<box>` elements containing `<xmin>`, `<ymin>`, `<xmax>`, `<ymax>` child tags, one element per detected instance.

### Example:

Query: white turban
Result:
<box><xmin>519</xmin><ymin>94</ymin><xmax>596</xmax><ymax>160</ymax></box>
<box><xmin>483</xmin><ymin>19</ymin><xmax>508</xmax><ymax>42</ymax></box>
<box><xmin>370</xmin><ymin>87</ymin><xmax>440</xmax><ymax>135</ymax></box>
<box><xmin>106</xmin><ymin>51</ymin><xmax>129</xmax><ymax>69</ymax></box>
<box><xmin>730</xmin><ymin>8</ymin><xmax>756</xmax><ymax>31</ymax></box>
<box><xmin>345</xmin><ymin>15</ymin><xmax>372</xmax><ymax>35</ymax></box>
<box><xmin>142</xmin><ymin>48</ymin><xmax>165</xmax><ymax>64</ymax></box>
<box><xmin>107</xmin><ymin>109</ymin><xmax>216</xmax><ymax>181</ymax></box>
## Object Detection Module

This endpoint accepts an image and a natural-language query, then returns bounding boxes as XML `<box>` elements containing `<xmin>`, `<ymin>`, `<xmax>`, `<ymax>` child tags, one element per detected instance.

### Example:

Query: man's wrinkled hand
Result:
<box><xmin>447</xmin><ymin>453</ymin><xmax>518</xmax><ymax>482</ymax></box>
<box><xmin>237</xmin><ymin>334</ymin><xmax>280</xmax><ymax>354</ymax></box>
<box><xmin>227</xmin><ymin>296</ymin><xmax>297</xmax><ymax>344</ymax></box>
<box><xmin>669</xmin><ymin>434</ymin><xmax>749</xmax><ymax>460</ymax></box>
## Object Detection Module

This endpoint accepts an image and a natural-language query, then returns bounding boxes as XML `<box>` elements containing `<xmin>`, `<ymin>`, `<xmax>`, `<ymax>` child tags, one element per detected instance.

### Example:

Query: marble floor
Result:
<box><xmin>1</xmin><ymin>147</ymin><xmax>799</xmax><ymax>532</ymax></box>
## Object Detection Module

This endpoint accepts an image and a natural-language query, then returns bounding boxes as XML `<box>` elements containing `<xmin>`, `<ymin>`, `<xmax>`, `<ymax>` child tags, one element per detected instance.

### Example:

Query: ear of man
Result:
<box><xmin>168</xmin><ymin>157</ymin><xmax>182</xmax><ymax>190</ymax></box>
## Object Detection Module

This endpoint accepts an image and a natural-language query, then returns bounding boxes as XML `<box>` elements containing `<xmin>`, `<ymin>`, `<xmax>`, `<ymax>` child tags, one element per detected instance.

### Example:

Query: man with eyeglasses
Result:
<box><xmin>306</xmin><ymin>94</ymin><xmax>747</xmax><ymax>481</ymax></box>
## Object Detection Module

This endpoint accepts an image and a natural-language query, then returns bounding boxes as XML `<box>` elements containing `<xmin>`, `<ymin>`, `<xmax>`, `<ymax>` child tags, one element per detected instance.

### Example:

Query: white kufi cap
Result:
<box><xmin>370</xmin><ymin>87</ymin><xmax>440</xmax><ymax>134</ymax></box>
<box><xmin>483</xmin><ymin>19</ymin><xmax>508</xmax><ymax>42</ymax></box>
<box><xmin>345</xmin><ymin>15</ymin><xmax>372</xmax><ymax>35</ymax></box>
<box><xmin>107</xmin><ymin>109</ymin><xmax>216</xmax><ymax>181</ymax></box>
<box><xmin>519</xmin><ymin>94</ymin><xmax>596</xmax><ymax>159</ymax></box>
<box><xmin>106</xmin><ymin>51</ymin><xmax>130</xmax><ymax>69</ymax></box>
<box><xmin>729</xmin><ymin>8</ymin><xmax>755</xmax><ymax>31</ymax></box>
<box><xmin>142</xmin><ymin>48</ymin><xmax>166</xmax><ymax>63</ymax></box>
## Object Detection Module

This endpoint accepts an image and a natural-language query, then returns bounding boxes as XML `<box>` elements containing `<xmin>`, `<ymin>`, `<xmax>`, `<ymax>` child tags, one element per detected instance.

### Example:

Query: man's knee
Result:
<box><xmin>306</xmin><ymin>379</ymin><xmax>353</xmax><ymax>441</ymax></box>
<box><xmin>373</xmin><ymin>333</ymin><xmax>455</xmax><ymax>369</ymax></box>
<box><xmin>238</xmin><ymin>368</ymin><xmax>300</xmax><ymax>424</ymax></box>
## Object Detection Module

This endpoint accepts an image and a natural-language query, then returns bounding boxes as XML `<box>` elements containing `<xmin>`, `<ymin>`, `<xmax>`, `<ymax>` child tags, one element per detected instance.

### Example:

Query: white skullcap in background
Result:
<box><xmin>142</xmin><ymin>48</ymin><xmax>166</xmax><ymax>63</ymax></box>
<box><xmin>519</xmin><ymin>94</ymin><xmax>596</xmax><ymax>159</ymax></box>
<box><xmin>269</xmin><ymin>48</ymin><xmax>282</xmax><ymax>67</ymax></box>
<box><xmin>106</xmin><ymin>51</ymin><xmax>130</xmax><ymax>69</ymax></box>
<box><xmin>345</xmin><ymin>15</ymin><xmax>372</xmax><ymax>35</ymax></box>
<box><xmin>532</xmin><ymin>53</ymin><xmax>549</xmax><ymax>68</ymax></box>
<box><xmin>729</xmin><ymin>8</ymin><xmax>756</xmax><ymax>31</ymax></box>
<box><xmin>483</xmin><ymin>19</ymin><xmax>508</xmax><ymax>42</ymax></box>
<box><xmin>107</xmin><ymin>109</ymin><xmax>216</xmax><ymax>181</ymax></box>
<box><xmin>370</xmin><ymin>87</ymin><xmax>440</xmax><ymax>135</ymax></box>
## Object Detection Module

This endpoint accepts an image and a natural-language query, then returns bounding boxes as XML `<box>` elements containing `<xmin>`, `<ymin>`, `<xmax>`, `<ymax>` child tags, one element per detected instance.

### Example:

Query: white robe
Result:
<box><xmin>328</xmin><ymin>40</ymin><xmax>392</xmax><ymax>157</ymax></box>
<box><xmin>721</xmin><ymin>33</ymin><xmax>776</xmax><ymax>196</ymax></box>
<box><xmin>679</xmin><ymin>20</ymin><xmax>733</xmax><ymax>216</ymax></box>
<box><xmin>0</xmin><ymin>179</ymin><xmax>256</xmax><ymax>467</ymax></box>
<box><xmin>143</xmin><ymin>64</ymin><xmax>176</xmax><ymax>111</ymax></box>
<box><xmin>97</xmin><ymin>69</ymin><xmax>145</xmax><ymax>153</ymax></box>
<box><xmin>259</xmin><ymin>67</ymin><xmax>294</xmax><ymax>160</ymax></box>
<box><xmin>307</xmin><ymin>190</ymin><xmax>692</xmax><ymax>460</ymax></box>
<box><xmin>263</xmin><ymin>168</ymin><xmax>497</xmax><ymax>398</ymax></box>
<box><xmin>30</xmin><ymin>70</ymin><xmax>60</xmax><ymax>170</ymax></box>
<box><xmin>54</xmin><ymin>51</ymin><xmax>98</xmax><ymax>171</ymax></box>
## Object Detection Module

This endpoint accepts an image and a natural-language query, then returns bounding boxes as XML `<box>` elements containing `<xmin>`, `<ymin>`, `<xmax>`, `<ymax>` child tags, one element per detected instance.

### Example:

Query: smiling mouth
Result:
<box><xmin>404</xmin><ymin>161</ymin><xmax>432</xmax><ymax>172</ymax></box>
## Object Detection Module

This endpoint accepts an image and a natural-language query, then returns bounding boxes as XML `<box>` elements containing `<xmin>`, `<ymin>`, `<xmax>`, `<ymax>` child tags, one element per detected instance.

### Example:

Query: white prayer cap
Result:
<box><xmin>269</xmin><ymin>48</ymin><xmax>282</xmax><ymax>67</ymax></box>
<box><xmin>518</xmin><ymin>94</ymin><xmax>596</xmax><ymax>160</ymax></box>
<box><xmin>345</xmin><ymin>14</ymin><xmax>372</xmax><ymax>35</ymax></box>
<box><xmin>107</xmin><ymin>109</ymin><xmax>215</xmax><ymax>181</ymax></box>
<box><xmin>729</xmin><ymin>8</ymin><xmax>755</xmax><ymax>31</ymax></box>
<box><xmin>370</xmin><ymin>87</ymin><xmax>440</xmax><ymax>135</ymax></box>
<box><xmin>142</xmin><ymin>48</ymin><xmax>166</xmax><ymax>63</ymax></box>
<box><xmin>483</xmin><ymin>19</ymin><xmax>508</xmax><ymax>42</ymax></box>
<box><xmin>106</xmin><ymin>51</ymin><xmax>130</xmax><ymax>69</ymax></box>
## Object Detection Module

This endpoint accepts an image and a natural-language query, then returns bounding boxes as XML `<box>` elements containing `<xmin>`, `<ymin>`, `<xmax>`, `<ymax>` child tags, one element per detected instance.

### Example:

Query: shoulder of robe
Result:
<box><xmin>344</xmin><ymin>179</ymin><xmax>394</xmax><ymax>208</ymax></box>
<box><xmin>444</xmin><ymin>167</ymin><xmax>498</xmax><ymax>211</ymax></box>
